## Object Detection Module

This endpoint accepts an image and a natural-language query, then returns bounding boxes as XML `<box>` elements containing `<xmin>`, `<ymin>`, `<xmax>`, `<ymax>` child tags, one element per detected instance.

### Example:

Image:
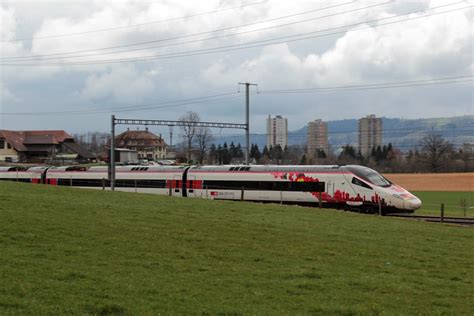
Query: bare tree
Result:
<box><xmin>419</xmin><ymin>134</ymin><xmax>453</xmax><ymax>172</ymax></box>
<box><xmin>195</xmin><ymin>127</ymin><xmax>214</xmax><ymax>164</ymax></box>
<box><xmin>179</xmin><ymin>111</ymin><xmax>200</xmax><ymax>163</ymax></box>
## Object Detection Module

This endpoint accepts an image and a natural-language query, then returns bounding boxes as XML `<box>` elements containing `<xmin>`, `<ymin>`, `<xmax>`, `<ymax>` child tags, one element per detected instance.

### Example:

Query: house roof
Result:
<box><xmin>115</xmin><ymin>129</ymin><xmax>167</xmax><ymax>147</ymax></box>
<box><xmin>62</xmin><ymin>141</ymin><xmax>95</xmax><ymax>159</ymax></box>
<box><xmin>0</xmin><ymin>130</ymin><xmax>93</xmax><ymax>158</ymax></box>
<box><xmin>0</xmin><ymin>130</ymin><xmax>73</xmax><ymax>151</ymax></box>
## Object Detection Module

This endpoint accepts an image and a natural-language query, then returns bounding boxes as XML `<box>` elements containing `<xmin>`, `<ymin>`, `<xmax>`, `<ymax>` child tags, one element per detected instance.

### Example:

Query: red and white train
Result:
<box><xmin>0</xmin><ymin>164</ymin><xmax>421</xmax><ymax>213</ymax></box>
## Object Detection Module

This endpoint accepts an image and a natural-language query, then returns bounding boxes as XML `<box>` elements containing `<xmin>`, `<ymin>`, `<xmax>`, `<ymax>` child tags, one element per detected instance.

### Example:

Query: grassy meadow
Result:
<box><xmin>413</xmin><ymin>191</ymin><xmax>473</xmax><ymax>217</ymax></box>
<box><xmin>0</xmin><ymin>181</ymin><xmax>473</xmax><ymax>314</ymax></box>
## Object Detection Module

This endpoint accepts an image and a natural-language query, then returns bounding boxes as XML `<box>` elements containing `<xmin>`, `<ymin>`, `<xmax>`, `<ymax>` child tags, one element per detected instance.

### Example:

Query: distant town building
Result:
<box><xmin>115</xmin><ymin>128</ymin><xmax>167</xmax><ymax>161</ymax></box>
<box><xmin>307</xmin><ymin>119</ymin><xmax>329</xmax><ymax>158</ymax></box>
<box><xmin>358</xmin><ymin>114</ymin><xmax>382</xmax><ymax>157</ymax></box>
<box><xmin>266</xmin><ymin>115</ymin><xmax>288</xmax><ymax>148</ymax></box>
<box><xmin>0</xmin><ymin>130</ymin><xmax>94</xmax><ymax>163</ymax></box>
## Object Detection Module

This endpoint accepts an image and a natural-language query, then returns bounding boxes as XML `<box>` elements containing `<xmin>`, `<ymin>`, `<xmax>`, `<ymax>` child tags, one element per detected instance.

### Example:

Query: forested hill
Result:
<box><xmin>215</xmin><ymin>115</ymin><xmax>474</xmax><ymax>151</ymax></box>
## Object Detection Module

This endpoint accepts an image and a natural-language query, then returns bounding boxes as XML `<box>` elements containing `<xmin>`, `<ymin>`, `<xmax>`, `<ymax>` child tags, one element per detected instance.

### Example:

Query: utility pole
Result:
<box><xmin>238</xmin><ymin>82</ymin><xmax>257</xmax><ymax>165</ymax></box>
<box><xmin>169</xmin><ymin>125</ymin><xmax>173</xmax><ymax>148</ymax></box>
<box><xmin>110</xmin><ymin>115</ymin><xmax>116</xmax><ymax>191</ymax></box>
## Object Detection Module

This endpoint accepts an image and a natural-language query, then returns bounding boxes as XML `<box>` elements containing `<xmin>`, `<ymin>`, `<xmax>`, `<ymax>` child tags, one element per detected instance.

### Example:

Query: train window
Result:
<box><xmin>351</xmin><ymin>177</ymin><xmax>372</xmax><ymax>190</ymax></box>
<box><xmin>229</xmin><ymin>167</ymin><xmax>236</xmax><ymax>171</ymax></box>
<box><xmin>346</xmin><ymin>166</ymin><xmax>391</xmax><ymax>187</ymax></box>
<box><xmin>202</xmin><ymin>180</ymin><xmax>324</xmax><ymax>192</ymax></box>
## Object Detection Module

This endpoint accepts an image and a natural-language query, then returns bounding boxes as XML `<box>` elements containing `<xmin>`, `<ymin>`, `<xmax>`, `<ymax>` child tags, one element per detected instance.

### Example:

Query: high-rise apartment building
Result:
<box><xmin>358</xmin><ymin>114</ymin><xmax>382</xmax><ymax>157</ymax></box>
<box><xmin>307</xmin><ymin>119</ymin><xmax>329</xmax><ymax>157</ymax></box>
<box><xmin>266</xmin><ymin>115</ymin><xmax>288</xmax><ymax>148</ymax></box>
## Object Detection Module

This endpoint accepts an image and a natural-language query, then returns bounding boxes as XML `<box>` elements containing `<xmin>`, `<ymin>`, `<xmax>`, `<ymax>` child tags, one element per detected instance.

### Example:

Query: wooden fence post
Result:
<box><xmin>318</xmin><ymin>192</ymin><xmax>322</xmax><ymax>209</ymax></box>
<box><xmin>102</xmin><ymin>178</ymin><xmax>105</xmax><ymax>190</ymax></box>
<box><xmin>440</xmin><ymin>203</ymin><xmax>445</xmax><ymax>222</ymax></box>
<box><xmin>241</xmin><ymin>187</ymin><xmax>245</xmax><ymax>201</ymax></box>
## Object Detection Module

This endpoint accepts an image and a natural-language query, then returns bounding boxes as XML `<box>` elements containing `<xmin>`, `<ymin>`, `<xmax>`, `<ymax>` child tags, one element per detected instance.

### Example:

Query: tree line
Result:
<box><xmin>74</xmin><ymin>111</ymin><xmax>473</xmax><ymax>173</ymax></box>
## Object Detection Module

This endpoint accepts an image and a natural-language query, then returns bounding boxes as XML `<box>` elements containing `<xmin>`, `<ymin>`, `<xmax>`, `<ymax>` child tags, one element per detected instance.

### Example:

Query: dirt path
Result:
<box><xmin>384</xmin><ymin>173</ymin><xmax>474</xmax><ymax>192</ymax></box>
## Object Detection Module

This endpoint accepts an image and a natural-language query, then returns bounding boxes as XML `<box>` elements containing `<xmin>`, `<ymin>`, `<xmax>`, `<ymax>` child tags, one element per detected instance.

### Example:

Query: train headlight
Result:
<box><xmin>408</xmin><ymin>198</ymin><xmax>422</xmax><ymax>210</ymax></box>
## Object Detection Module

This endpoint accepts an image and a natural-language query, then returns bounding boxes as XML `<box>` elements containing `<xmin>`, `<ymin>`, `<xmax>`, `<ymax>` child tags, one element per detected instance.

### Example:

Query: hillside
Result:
<box><xmin>215</xmin><ymin>115</ymin><xmax>474</xmax><ymax>151</ymax></box>
<box><xmin>0</xmin><ymin>182</ymin><xmax>472</xmax><ymax>314</ymax></box>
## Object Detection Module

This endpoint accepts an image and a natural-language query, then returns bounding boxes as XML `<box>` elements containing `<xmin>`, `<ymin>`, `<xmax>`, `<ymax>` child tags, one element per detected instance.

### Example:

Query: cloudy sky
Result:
<box><xmin>0</xmin><ymin>0</ymin><xmax>472</xmax><ymax>139</ymax></box>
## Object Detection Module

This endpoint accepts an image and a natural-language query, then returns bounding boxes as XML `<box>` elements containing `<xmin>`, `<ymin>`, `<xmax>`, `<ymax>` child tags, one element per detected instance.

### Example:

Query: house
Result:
<box><xmin>0</xmin><ymin>130</ymin><xmax>95</xmax><ymax>163</ymax></box>
<box><xmin>115</xmin><ymin>128</ymin><xmax>167</xmax><ymax>161</ymax></box>
<box><xmin>114</xmin><ymin>148</ymin><xmax>139</xmax><ymax>164</ymax></box>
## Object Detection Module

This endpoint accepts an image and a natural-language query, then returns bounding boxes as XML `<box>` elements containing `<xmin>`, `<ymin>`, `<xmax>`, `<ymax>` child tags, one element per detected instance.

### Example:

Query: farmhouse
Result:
<box><xmin>0</xmin><ymin>130</ymin><xmax>94</xmax><ymax>163</ymax></box>
<box><xmin>115</xmin><ymin>128</ymin><xmax>167</xmax><ymax>161</ymax></box>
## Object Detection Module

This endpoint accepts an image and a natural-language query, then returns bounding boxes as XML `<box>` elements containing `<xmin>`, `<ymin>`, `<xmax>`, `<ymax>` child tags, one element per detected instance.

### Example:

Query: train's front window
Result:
<box><xmin>346</xmin><ymin>166</ymin><xmax>391</xmax><ymax>187</ymax></box>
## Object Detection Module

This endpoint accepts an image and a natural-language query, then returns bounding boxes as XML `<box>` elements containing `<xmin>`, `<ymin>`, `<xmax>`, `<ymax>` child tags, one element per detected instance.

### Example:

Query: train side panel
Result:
<box><xmin>0</xmin><ymin>167</ymin><xmax>45</xmax><ymax>184</ymax></box>
<box><xmin>45</xmin><ymin>166</ymin><xmax>185</xmax><ymax>196</ymax></box>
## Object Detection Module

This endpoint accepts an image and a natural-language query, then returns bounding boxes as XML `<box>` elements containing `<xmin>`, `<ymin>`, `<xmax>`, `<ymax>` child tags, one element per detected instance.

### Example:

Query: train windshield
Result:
<box><xmin>346</xmin><ymin>166</ymin><xmax>391</xmax><ymax>187</ymax></box>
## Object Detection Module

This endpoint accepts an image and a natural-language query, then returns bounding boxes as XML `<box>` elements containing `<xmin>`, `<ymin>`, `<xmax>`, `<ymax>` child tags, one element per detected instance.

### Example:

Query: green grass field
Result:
<box><xmin>413</xmin><ymin>191</ymin><xmax>473</xmax><ymax>217</ymax></box>
<box><xmin>0</xmin><ymin>182</ymin><xmax>473</xmax><ymax>314</ymax></box>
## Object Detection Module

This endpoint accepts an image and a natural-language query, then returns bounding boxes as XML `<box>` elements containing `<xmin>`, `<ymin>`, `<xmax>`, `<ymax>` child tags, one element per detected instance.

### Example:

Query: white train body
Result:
<box><xmin>0</xmin><ymin>166</ymin><xmax>47</xmax><ymax>183</ymax></box>
<box><xmin>0</xmin><ymin>164</ymin><xmax>421</xmax><ymax>213</ymax></box>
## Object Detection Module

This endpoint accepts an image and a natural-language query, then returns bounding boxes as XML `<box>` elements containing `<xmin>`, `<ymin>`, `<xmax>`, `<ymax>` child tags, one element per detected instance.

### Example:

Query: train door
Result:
<box><xmin>172</xmin><ymin>175</ymin><xmax>182</xmax><ymax>197</ymax></box>
<box><xmin>187</xmin><ymin>175</ymin><xmax>196</xmax><ymax>197</ymax></box>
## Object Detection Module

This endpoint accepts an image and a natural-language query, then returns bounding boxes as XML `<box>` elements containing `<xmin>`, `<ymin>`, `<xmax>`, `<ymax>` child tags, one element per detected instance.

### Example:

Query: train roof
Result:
<box><xmin>0</xmin><ymin>166</ymin><xmax>28</xmax><ymax>171</ymax></box>
<box><xmin>191</xmin><ymin>165</ymin><xmax>343</xmax><ymax>172</ymax></box>
<box><xmin>47</xmin><ymin>165</ymin><xmax>186</xmax><ymax>172</ymax></box>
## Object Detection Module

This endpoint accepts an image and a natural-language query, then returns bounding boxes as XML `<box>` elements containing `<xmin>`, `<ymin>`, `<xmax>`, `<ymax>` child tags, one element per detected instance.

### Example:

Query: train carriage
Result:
<box><xmin>45</xmin><ymin>165</ymin><xmax>185</xmax><ymax>195</ymax></box>
<box><xmin>187</xmin><ymin>165</ymin><xmax>334</xmax><ymax>203</ymax></box>
<box><xmin>0</xmin><ymin>166</ymin><xmax>47</xmax><ymax>184</ymax></box>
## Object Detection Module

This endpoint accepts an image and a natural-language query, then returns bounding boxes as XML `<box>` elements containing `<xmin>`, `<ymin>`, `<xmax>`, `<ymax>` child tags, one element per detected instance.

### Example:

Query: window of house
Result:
<box><xmin>0</xmin><ymin>140</ymin><xmax>4</xmax><ymax>149</ymax></box>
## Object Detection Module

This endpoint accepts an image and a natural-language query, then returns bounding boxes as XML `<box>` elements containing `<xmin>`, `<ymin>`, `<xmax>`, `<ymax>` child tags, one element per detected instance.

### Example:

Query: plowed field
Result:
<box><xmin>384</xmin><ymin>173</ymin><xmax>474</xmax><ymax>192</ymax></box>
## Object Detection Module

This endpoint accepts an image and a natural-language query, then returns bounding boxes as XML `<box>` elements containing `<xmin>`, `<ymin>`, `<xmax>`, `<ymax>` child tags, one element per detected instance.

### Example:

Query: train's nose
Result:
<box><xmin>407</xmin><ymin>198</ymin><xmax>422</xmax><ymax>210</ymax></box>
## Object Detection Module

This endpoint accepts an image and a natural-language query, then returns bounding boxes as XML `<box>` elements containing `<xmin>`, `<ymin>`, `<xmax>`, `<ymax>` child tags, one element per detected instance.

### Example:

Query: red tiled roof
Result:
<box><xmin>115</xmin><ymin>130</ymin><xmax>167</xmax><ymax>147</ymax></box>
<box><xmin>0</xmin><ymin>130</ymin><xmax>74</xmax><ymax>152</ymax></box>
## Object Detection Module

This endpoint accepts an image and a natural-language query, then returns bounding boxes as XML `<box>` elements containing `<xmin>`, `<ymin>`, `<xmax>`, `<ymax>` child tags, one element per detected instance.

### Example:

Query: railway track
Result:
<box><xmin>387</xmin><ymin>214</ymin><xmax>474</xmax><ymax>226</ymax></box>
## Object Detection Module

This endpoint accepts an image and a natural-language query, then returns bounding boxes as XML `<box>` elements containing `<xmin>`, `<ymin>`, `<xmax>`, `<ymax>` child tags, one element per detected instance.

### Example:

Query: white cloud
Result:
<box><xmin>0</xmin><ymin>82</ymin><xmax>17</xmax><ymax>104</ymax></box>
<box><xmin>0</xmin><ymin>0</ymin><xmax>472</xmax><ymax>132</ymax></box>
<box><xmin>80</xmin><ymin>64</ymin><xmax>156</xmax><ymax>104</ymax></box>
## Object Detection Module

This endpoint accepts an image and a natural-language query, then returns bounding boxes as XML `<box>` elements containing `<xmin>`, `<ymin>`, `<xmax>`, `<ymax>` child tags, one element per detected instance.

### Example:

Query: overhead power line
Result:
<box><xmin>0</xmin><ymin>92</ymin><xmax>240</xmax><ymax>116</ymax></box>
<box><xmin>1</xmin><ymin>76</ymin><xmax>472</xmax><ymax>116</ymax></box>
<box><xmin>1</xmin><ymin>1</ymin><xmax>358</xmax><ymax>60</ymax></box>
<box><xmin>0</xmin><ymin>1</ymin><xmax>269</xmax><ymax>42</ymax></box>
<box><xmin>2</xmin><ymin>2</ymin><xmax>469</xmax><ymax>66</ymax></box>
<box><xmin>258</xmin><ymin>75</ymin><xmax>474</xmax><ymax>94</ymax></box>
<box><xmin>219</xmin><ymin>126</ymin><xmax>474</xmax><ymax>137</ymax></box>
